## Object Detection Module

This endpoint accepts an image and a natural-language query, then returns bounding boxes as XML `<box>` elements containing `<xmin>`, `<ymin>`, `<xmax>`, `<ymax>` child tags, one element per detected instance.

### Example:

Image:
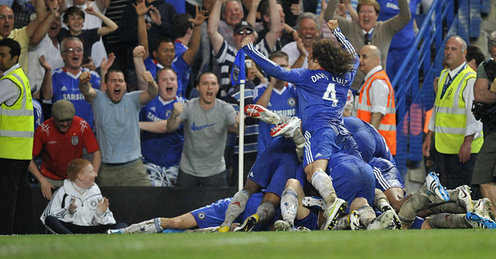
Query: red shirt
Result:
<box><xmin>32</xmin><ymin>116</ymin><xmax>99</xmax><ymax>180</ymax></box>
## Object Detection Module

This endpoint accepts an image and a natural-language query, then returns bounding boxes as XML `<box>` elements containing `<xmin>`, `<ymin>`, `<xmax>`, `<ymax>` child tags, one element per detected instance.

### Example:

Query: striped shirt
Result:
<box><xmin>215</xmin><ymin>40</ymin><xmax>272</xmax><ymax>97</ymax></box>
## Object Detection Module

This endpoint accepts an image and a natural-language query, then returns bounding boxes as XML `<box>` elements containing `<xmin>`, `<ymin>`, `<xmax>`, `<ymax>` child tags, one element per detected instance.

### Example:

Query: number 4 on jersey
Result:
<box><xmin>323</xmin><ymin>83</ymin><xmax>338</xmax><ymax>107</ymax></box>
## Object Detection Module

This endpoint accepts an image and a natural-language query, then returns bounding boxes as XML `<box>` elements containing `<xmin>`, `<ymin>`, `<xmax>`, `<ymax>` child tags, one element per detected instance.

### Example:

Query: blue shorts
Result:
<box><xmin>296</xmin><ymin>152</ymin><xmax>375</xmax><ymax>214</ymax></box>
<box><xmin>249</xmin><ymin>137</ymin><xmax>299</xmax><ymax>197</ymax></box>
<box><xmin>369</xmin><ymin>157</ymin><xmax>404</xmax><ymax>192</ymax></box>
<box><xmin>343</xmin><ymin>117</ymin><xmax>395</xmax><ymax>164</ymax></box>
<box><xmin>303</xmin><ymin>122</ymin><xmax>361</xmax><ymax>168</ymax></box>
<box><xmin>294</xmin><ymin>208</ymin><xmax>320</xmax><ymax>230</ymax></box>
<box><xmin>190</xmin><ymin>192</ymin><xmax>278</xmax><ymax>231</ymax></box>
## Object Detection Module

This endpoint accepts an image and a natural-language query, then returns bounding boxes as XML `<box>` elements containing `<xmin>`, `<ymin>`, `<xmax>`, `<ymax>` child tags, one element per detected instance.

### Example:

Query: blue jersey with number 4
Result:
<box><xmin>243</xmin><ymin>27</ymin><xmax>358</xmax><ymax>132</ymax></box>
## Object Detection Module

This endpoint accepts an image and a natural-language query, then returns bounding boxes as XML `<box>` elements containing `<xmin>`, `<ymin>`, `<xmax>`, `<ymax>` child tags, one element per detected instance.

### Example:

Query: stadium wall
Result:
<box><xmin>31</xmin><ymin>186</ymin><xmax>237</xmax><ymax>234</ymax></box>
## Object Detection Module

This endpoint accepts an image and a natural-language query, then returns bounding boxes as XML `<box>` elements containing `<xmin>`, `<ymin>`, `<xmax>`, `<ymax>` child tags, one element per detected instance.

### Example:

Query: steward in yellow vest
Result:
<box><xmin>0</xmin><ymin>38</ymin><xmax>34</xmax><ymax>235</ymax></box>
<box><xmin>423</xmin><ymin>36</ymin><xmax>483</xmax><ymax>190</ymax></box>
<box><xmin>0</xmin><ymin>42</ymin><xmax>33</xmax><ymax>159</ymax></box>
<box><xmin>433</xmin><ymin>65</ymin><xmax>483</xmax><ymax>154</ymax></box>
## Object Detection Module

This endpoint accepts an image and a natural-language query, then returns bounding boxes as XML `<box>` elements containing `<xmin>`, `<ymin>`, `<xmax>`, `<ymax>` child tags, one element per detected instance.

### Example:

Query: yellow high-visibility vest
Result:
<box><xmin>0</xmin><ymin>65</ymin><xmax>34</xmax><ymax>160</ymax></box>
<box><xmin>433</xmin><ymin>66</ymin><xmax>483</xmax><ymax>154</ymax></box>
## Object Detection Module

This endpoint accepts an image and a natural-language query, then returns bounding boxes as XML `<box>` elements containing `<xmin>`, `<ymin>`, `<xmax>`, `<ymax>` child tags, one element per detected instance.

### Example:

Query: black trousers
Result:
<box><xmin>45</xmin><ymin>216</ymin><xmax>128</xmax><ymax>234</ymax></box>
<box><xmin>435</xmin><ymin>152</ymin><xmax>478</xmax><ymax>190</ymax></box>
<box><xmin>176</xmin><ymin>169</ymin><xmax>228</xmax><ymax>188</ymax></box>
<box><xmin>0</xmin><ymin>158</ymin><xmax>34</xmax><ymax>234</ymax></box>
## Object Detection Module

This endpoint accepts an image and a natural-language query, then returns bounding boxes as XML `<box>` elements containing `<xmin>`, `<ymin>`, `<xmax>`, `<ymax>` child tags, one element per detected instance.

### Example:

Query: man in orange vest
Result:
<box><xmin>356</xmin><ymin>44</ymin><xmax>397</xmax><ymax>155</ymax></box>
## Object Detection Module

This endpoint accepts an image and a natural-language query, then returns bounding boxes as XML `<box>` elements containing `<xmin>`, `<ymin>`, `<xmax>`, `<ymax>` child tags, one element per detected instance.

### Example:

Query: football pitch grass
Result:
<box><xmin>1</xmin><ymin>230</ymin><xmax>495</xmax><ymax>258</ymax></box>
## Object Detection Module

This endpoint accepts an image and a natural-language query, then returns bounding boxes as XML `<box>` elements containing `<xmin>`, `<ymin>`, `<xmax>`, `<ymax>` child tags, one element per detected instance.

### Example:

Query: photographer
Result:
<box><xmin>472</xmin><ymin>31</ymin><xmax>496</xmax><ymax>217</ymax></box>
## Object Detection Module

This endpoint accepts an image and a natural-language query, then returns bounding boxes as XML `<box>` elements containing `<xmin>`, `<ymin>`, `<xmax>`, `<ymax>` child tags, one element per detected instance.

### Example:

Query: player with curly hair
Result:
<box><xmin>241</xmin><ymin>20</ymin><xmax>359</xmax><ymax>230</ymax></box>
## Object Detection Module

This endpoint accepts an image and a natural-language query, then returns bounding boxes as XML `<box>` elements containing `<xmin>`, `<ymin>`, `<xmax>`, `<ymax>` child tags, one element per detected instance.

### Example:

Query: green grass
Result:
<box><xmin>1</xmin><ymin>230</ymin><xmax>496</xmax><ymax>259</ymax></box>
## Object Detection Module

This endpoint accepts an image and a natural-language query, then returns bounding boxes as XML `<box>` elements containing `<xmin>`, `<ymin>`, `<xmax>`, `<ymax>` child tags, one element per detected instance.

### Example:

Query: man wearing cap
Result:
<box><xmin>208</xmin><ymin>0</ymin><xmax>282</xmax><ymax>96</ymax></box>
<box><xmin>0</xmin><ymin>38</ymin><xmax>34</xmax><ymax>234</ymax></box>
<box><xmin>29</xmin><ymin>99</ymin><xmax>101</xmax><ymax>200</ymax></box>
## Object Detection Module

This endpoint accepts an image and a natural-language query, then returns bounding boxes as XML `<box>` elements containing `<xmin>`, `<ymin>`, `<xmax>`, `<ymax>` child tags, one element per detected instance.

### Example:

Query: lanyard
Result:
<box><xmin>441</xmin><ymin>64</ymin><xmax>466</xmax><ymax>99</ymax></box>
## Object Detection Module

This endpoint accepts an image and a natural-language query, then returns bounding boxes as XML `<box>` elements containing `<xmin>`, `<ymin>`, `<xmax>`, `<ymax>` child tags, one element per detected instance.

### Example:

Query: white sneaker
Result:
<box><xmin>367</xmin><ymin>210</ymin><xmax>395</xmax><ymax>230</ymax></box>
<box><xmin>270</xmin><ymin>117</ymin><xmax>301</xmax><ymax>138</ymax></box>
<box><xmin>321</xmin><ymin>198</ymin><xmax>347</xmax><ymax>231</ymax></box>
<box><xmin>455</xmin><ymin>185</ymin><xmax>474</xmax><ymax>212</ymax></box>
<box><xmin>274</xmin><ymin>220</ymin><xmax>293</xmax><ymax>231</ymax></box>
<box><xmin>381</xmin><ymin>204</ymin><xmax>402</xmax><ymax>229</ymax></box>
<box><xmin>244</xmin><ymin>104</ymin><xmax>282</xmax><ymax>125</ymax></box>
<box><xmin>474</xmin><ymin>198</ymin><xmax>495</xmax><ymax>220</ymax></box>
<box><xmin>302</xmin><ymin>196</ymin><xmax>325</xmax><ymax>209</ymax></box>
<box><xmin>425</xmin><ymin>172</ymin><xmax>450</xmax><ymax>202</ymax></box>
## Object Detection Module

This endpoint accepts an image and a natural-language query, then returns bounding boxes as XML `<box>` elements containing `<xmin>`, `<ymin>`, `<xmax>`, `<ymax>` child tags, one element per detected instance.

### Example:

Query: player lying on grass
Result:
<box><xmin>108</xmin><ymin>192</ymin><xmax>279</xmax><ymax>234</ymax></box>
<box><xmin>398</xmin><ymin>174</ymin><xmax>496</xmax><ymax>229</ymax></box>
<box><xmin>242</xmin><ymin>20</ymin><xmax>360</xmax><ymax>230</ymax></box>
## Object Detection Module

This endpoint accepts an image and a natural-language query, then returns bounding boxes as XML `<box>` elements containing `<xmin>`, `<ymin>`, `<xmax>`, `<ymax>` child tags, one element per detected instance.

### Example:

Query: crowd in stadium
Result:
<box><xmin>1</xmin><ymin>0</ymin><xmax>496</xmax><ymax>235</ymax></box>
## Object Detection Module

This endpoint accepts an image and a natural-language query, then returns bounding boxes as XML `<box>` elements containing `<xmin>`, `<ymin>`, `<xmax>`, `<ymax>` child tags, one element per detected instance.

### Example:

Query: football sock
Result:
<box><xmin>311</xmin><ymin>170</ymin><xmax>336</xmax><ymax>206</ymax></box>
<box><xmin>428</xmin><ymin>213</ymin><xmax>471</xmax><ymax>229</ymax></box>
<box><xmin>280</xmin><ymin>189</ymin><xmax>298</xmax><ymax>226</ymax></box>
<box><xmin>125</xmin><ymin>218</ymin><xmax>163</xmax><ymax>234</ymax></box>
<box><xmin>427</xmin><ymin>202</ymin><xmax>466</xmax><ymax>214</ymax></box>
<box><xmin>256</xmin><ymin>201</ymin><xmax>276</xmax><ymax>223</ymax></box>
<box><xmin>292</xmin><ymin>128</ymin><xmax>305</xmax><ymax>148</ymax></box>
<box><xmin>398</xmin><ymin>192</ymin><xmax>431</xmax><ymax>225</ymax></box>
<box><xmin>374</xmin><ymin>190</ymin><xmax>390</xmax><ymax>211</ymax></box>
<box><xmin>356</xmin><ymin>205</ymin><xmax>376</xmax><ymax>227</ymax></box>
<box><xmin>222</xmin><ymin>190</ymin><xmax>250</xmax><ymax>227</ymax></box>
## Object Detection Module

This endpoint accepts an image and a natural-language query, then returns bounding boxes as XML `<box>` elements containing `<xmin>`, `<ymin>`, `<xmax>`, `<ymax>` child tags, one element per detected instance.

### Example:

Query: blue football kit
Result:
<box><xmin>253</xmin><ymin>83</ymin><xmax>298</xmax><ymax>156</ymax></box>
<box><xmin>243</xmin><ymin>27</ymin><xmax>361</xmax><ymax>168</ymax></box>
<box><xmin>52</xmin><ymin>68</ymin><xmax>100</xmax><ymax>128</ymax></box>
<box><xmin>140</xmin><ymin>96</ymin><xmax>186</xmax><ymax>167</ymax></box>
<box><xmin>190</xmin><ymin>192</ymin><xmax>279</xmax><ymax>231</ymax></box>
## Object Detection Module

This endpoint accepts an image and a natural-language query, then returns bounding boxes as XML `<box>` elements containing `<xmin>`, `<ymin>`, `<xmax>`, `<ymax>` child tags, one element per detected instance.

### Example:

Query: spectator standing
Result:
<box><xmin>78</xmin><ymin>52</ymin><xmax>158</xmax><ymax>186</ymax></box>
<box><xmin>139</xmin><ymin>68</ymin><xmax>186</xmax><ymax>186</ymax></box>
<box><xmin>423</xmin><ymin>36</ymin><xmax>483</xmax><ymax>189</ymax></box>
<box><xmin>253</xmin><ymin>50</ymin><xmax>298</xmax><ymax>155</ymax></box>
<box><xmin>0</xmin><ymin>38</ymin><xmax>34</xmax><ymax>234</ymax></box>
<box><xmin>377</xmin><ymin>0</ymin><xmax>420</xmax><ymax>82</ymax></box>
<box><xmin>281</xmin><ymin>12</ymin><xmax>320</xmax><ymax>69</ymax></box>
<box><xmin>166</xmin><ymin>72</ymin><xmax>239</xmax><ymax>187</ymax></box>
<box><xmin>58</xmin><ymin>6</ymin><xmax>118</xmax><ymax>66</ymax></box>
<box><xmin>324</xmin><ymin>0</ymin><xmax>411</xmax><ymax>90</ymax></box>
<box><xmin>472</xmin><ymin>31</ymin><xmax>496</xmax><ymax>216</ymax></box>
<box><xmin>0</xmin><ymin>1</ymin><xmax>57</xmax><ymax>73</ymax></box>
<box><xmin>42</xmin><ymin>37</ymin><xmax>101</xmax><ymax>128</ymax></box>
